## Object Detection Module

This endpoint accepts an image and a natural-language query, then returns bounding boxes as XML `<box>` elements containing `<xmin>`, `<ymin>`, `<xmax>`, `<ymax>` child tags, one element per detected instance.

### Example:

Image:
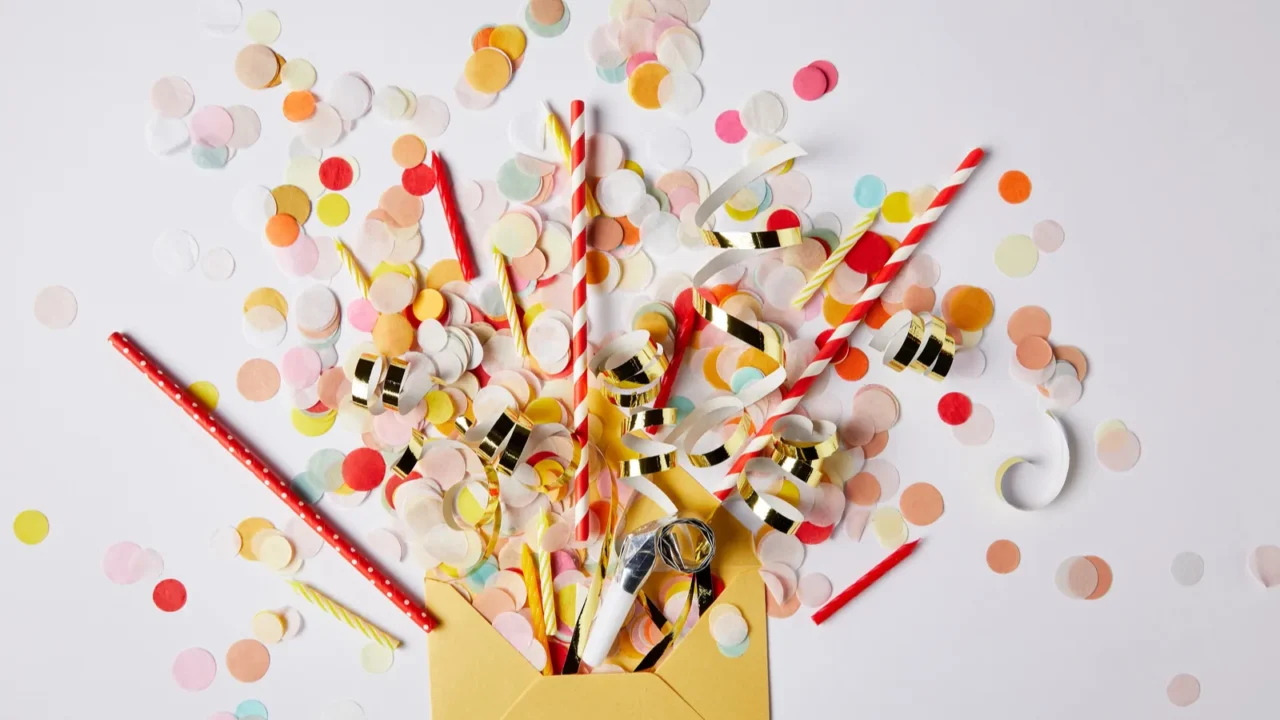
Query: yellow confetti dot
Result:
<box><xmin>525</xmin><ymin>397</ymin><xmax>563</xmax><ymax>425</ymax></box>
<box><xmin>252</xmin><ymin>610</ymin><xmax>286</xmax><ymax>644</ymax></box>
<box><xmin>412</xmin><ymin>289</ymin><xmax>445</xmax><ymax>321</ymax></box>
<box><xmin>236</xmin><ymin>517</ymin><xmax>275</xmax><ymax>561</ymax></box>
<box><xmin>188</xmin><ymin>381</ymin><xmax>219</xmax><ymax>410</ymax></box>
<box><xmin>456</xmin><ymin>490</ymin><xmax>484</xmax><ymax>525</ymax></box>
<box><xmin>243</xmin><ymin>287</ymin><xmax>289</xmax><ymax>316</ymax></box>
<box><xmin>624</xmin><ymin>160</ymin><xmax>645</xmax><ymax>178</ymax></box>
<box><xmin>257</xmin><ymin>534</ymin><xmax>295</xmax><ymax>570</ymax></box>
<box><xmin>361</xmin><ymin>641</ymin><xmax>395</xmax><ymax>673</ymax></box>
<box><xmin>271</xmin><ymin>184</ymin><xmax>312</xmax><ymax>224</ymax></box>
<box><xmin>426</xmin><ymin>259</ymin><xmax>464</xmax><ymax>290</ymax></box>
<box><xmin>822</xmin><ymin>293</ymin><xmax>854</xmax><ymax>327</ymax></box>
<box><xmin>725</xmin><ymin>203</ymin><xmax>758</xmax><ymax>222</ymax></box>
<box><xmin>291</xmin><ymin>407</ymin><xmax>337</xmax><ymax>437</ymax></box>
<box><xmin>634</xmin><ymin>311</ymin><xmax>670</xmax><ymax>346</ymax></box>
<box><xmin>316</xmin><ymin>193</ymin><xmax>350</xmax><ymax>227</ymax></box>
<box><xmin>627</xmin><ymin>62</ymin><xmax>669</xmax><ymax>110</ymax></box>
<box><xmin>13</xmin><ymin>510</ymin><xmax>49</xmax><ymax>545</ymax></box>
<box><xmin>371</xmin><ymin>261</ymin><xmax>416</xmax><ymax>283</ymax></box>
<box><xmin>488</xmin><ymin>24</ymin><xmax>527</xmax><ymax>61</ymax></box>
<box><xmin>881</xmin><ymin>191</ymin><xmax>913</xmax><ymax>223</ymax></box>
<box><xmin>702</xmin><ymin>347</ymin><xmax>731</xmax><ymax>392</ymax></box>
<box><xmin>464</xmin><ymin>47</ymin><xmax>513</xmax><ymax>94</ymax></box>
<box><xmin>425</xmin><ymin>390</ymin><xmax>455</xmax><ymax>425</ymax></box>
<box><xmin>372</xmin><ymin>313</ymin><xmax>414</xmax><ymax>356</ymax></box>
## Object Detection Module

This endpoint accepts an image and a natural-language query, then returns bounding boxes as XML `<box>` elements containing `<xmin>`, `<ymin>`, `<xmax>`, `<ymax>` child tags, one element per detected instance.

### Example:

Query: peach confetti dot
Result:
<box><xmin>225</xmin><ymin>639</ymin><xmax>271</xmax><ymax>683</ymax></box>
<box><xmin>986</xmin><ymin>540</ymin><xmax>1020</xmax><ymax>574</ymax></box>
<box><xmin>899</xmin><ymin>483</ymin><xmax>944</xmax><ymax>526</ymax></box>
<box><xmin>1007</xmin><ymin>305</ymin><xmax>1052</xmax><ymax>344</ymax></box>
<box><xmin>1015</xmin><ymin>336</ymin><xmax>1054</xmax><ymax>370</ymax></box>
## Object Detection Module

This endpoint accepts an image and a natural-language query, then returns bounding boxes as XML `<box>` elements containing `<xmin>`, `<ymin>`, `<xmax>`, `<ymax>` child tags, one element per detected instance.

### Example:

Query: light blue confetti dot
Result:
<box><xmin>756</xmin><ymin>183</ymin><xmax>773</xmax><ymax>214</ymax></box>
<box><xmin>495</xmin><ymin>158</ymin><xmax>543</xmax><ymax>203</ymax></box>
<box><xmin>730</xmin><ymin>367</ymin><xmax>765</xmax><ymax>394</ymax></box>
<box><xmin>669</xmin><ymin>396</ymin><xmax>695</xmax><ymax>423</ymax></box>
<box><xmin>306</xmin><ymin>448</ymin><xmax>345</xmax><ymax>492</ymax></box>
<box><xmin>291</xmin><ymin>472</ymin><xmax>324</xmax><ymax>505</ymax></box>
<box><xmin>718</xmin><ymin>636</ymin><xmax>751</xmax><ymax>658</ymax></box>
<box><xmin>192</xmin><ymin>143</ymin><xmax>230</xmax><ymax>169</ymax></box>
<box><xmin>597</xmin><ymin>62</ymin><xmax>627</xmax><ymax>85</ymax></box>
<box><xmin>236</xmin><ymin>699</ymin><xmax>268</xmax><ymax>719</ymax></box>
<box><xmin>853</xmin><ymin>174</ymin><xmax>887</xmax><ymax>209</ymax></box>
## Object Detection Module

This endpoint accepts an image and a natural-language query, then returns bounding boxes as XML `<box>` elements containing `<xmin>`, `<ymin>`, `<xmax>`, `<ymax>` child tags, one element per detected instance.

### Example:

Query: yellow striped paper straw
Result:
<box><xmin>535</xmin><ymin>511</ymin><xmax>558</xmax><ymax>638</ymax></box>
<box><xmin>542</xmin><ymin>102</ymin><xmax>600</xmax><ymax>218</ymax></box>
<box><xmin>287</xmin><ymin>580</ymin><xmax>401</xmax><ymax>649</ymax></box>
<box><xmin>333</xmin><ymin>239</ymin><xmax>370</xmax><ymax>298</ymax></box>
<box><xmin>791</xmin><ymin>207</ymin><xmax>881</xmax><ymax>308</ymax></box>
<box><xmin>492</xmin><ymin>246</ymin><xmax>528</xmax><ymax>357</ymax></box>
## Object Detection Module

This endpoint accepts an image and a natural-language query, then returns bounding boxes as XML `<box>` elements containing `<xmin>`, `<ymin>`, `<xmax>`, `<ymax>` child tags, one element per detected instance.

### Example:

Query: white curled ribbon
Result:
<box><xmin>995</xmin><ymin>411</ymin><xmax>1071</xmax><ymax>510</ymax></box>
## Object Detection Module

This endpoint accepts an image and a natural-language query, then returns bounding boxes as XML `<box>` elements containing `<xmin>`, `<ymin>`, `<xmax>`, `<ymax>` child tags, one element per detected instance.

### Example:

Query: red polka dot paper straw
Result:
<box><xmin>108</xmin><ymin>332</ymin><xmax>437</xmax><ymax>632</ymax></box>
<box><xmin>432</xmin><ymin>150</ymin><xmax>478</xmax><ymax>282</ymax></box>
<box><xmin>569</xmin><ymin>99</ymin><xmax>591</xmax><ymax>542</ymax></box>
<box><xmin>718</xmin><ymin>149</ymin><xmax>985</xmax><ymax>498</ymax></box>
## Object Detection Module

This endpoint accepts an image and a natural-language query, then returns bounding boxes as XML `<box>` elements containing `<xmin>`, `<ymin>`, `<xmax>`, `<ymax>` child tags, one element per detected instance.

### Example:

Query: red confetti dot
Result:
<box><xmin>795</xmin><ymin>521</ymin><xmax>835</xmax><ymax>545</ymax></box>
<box><xmin>813</xmin><ymin>328</ymin><xmax>850</xmax><ymax>364</ymax></box>
<box><xmin>765</xmin><ymin>209</ymin><xmax>800</xmax><ymax>231</ymax></box>
<box><xmin>153</xmin><ymin>578</ymin><xmax>188</xmax><ymax>612</ymax></box>
<box><xmin>937</xmin><ymin>392</ymin><xmax>974</xmax><ymax>426</ymax></box>
<box><xmin>401</xmin><ymin>164</ymin><xmax>438</xmax><ymax>196</ymax></box>
<box><xmin>342</xmin><ymin>448</ymin><xmax>387</xmax><ymax>491</ymax></box>
<box><xmin>318</xmin><ymin>157</ymin><xmax>354</xmax><ymax>191</ymax></box>
<box><xmin>844</xmin><ymin>231</ymin><xmax>891</xmax><ymax>274</ymax></box>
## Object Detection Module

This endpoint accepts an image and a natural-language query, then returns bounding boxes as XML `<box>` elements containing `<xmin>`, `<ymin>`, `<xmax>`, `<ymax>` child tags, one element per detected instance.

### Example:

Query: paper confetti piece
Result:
<box><xmin>12</xmin><ymin>510</ymin><xmax>49</xmax><ymax>545</ymax></box>
<box><xmin>33</xmin><ymin>286</ymin><xmax>78</xmax><ymax>329</ymax></box>
<box><xmin>172</xmin><ymin>647</ymin><xmax>217</xmax><ymax>691</ymax></box>
<box><xmin>1167</xmin><ymin>674</ymin><xmax>1200</xmax><ymax>707</ymax></box>
<box><xmin>986</xmin><ymin>540</ymin><xmax>1021</xmax><ymax>574</ymax></box>
<box><xmin>226</xmin><ymin>639</ymin><xmax>271</xmax><ymax>683</ymax></box>
<box><xmin>153</xmin><ymin>578</ymin><xmax>188</xmax><ymax>612</ymax></box>
<box><xmin>998</xmin><ymin>170</ymin><xmax>1032</xmax><ymax>203</ymax></box>
<box><xmin>1171</xmin><ymin>552</ymin><xmax>1204</xmax><ymax>586</ymax></box>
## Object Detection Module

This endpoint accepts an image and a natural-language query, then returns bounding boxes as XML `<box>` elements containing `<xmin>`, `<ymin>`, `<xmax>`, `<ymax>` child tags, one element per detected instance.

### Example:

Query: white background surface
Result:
<box><xmin>3</xmin><ymin>0</ymin><xmax>1280</xmax><ymax>718</ymax></box>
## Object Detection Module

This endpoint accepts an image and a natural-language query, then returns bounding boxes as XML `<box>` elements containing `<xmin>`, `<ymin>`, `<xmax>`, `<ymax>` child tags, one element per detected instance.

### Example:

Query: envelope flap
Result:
<box><xmin>425</xmin><ymin>579</ymin><xmax>539</xmax><ymax>719</ymax></box>
<box><xmin>502</xmin><ymin>673</ymin><xmax>704</xmax><ymax>720</ymax></box>
<box><xmin>657</xmin><ymin>570</ymin><xmax>770</xmax><ymax>720</ymax></box>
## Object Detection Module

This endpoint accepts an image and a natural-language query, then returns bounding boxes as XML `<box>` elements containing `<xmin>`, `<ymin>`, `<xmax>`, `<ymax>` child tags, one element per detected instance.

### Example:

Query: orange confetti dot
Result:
<box><xmin>472</xmin><ymin>26</ymin><xmax>494</xmax><ymax>50</ymax></box>
<box><xmin>584</xmin><ymin>250</ymin><xmax>610</xmax><ymax>285</ymax></box>
<box><xmin>947</xmin><ymin>286</ymin><xmax>995</xmax><ymax>332</ymax></box>
<box><xmin>864</xmin><ymin>299</ymin><xmax>892</xmax><ymax>330</ymax></box>
<box><xmin>998</xmin><ymin>170</ymin><xmax>1032</xmax><ymax>204</ymax></box>
<box><xmin>392</xmin><ymin>134</ymin><xmax>427</xmax><ymax>169</ymax></box>
<box><xmin>822</xmin><ymin>293</ymin><xmax>853</xmax><ymax>327</ymax></box>
<box><xmin>834</xmin><ymin>347</ymin><xmax>869</xmax><ymax>381</ymax></box>
<box><xmin>986</xmin><ymin>540</ymin><xmax>1021</xmax><ymax>574</ymax></box>
<box><xmin>282</xmin><ymin>91</ymin><xmax>316</xmax><ymax>122</ymax></box>
<box><xmin>264</xmin><ymin>213</ymin><xmax>299</xmax><ymax>247</ymax></box>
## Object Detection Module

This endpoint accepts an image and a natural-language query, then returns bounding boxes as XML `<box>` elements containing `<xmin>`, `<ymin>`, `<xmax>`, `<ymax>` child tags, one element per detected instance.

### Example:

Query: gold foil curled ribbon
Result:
<box><xmin>735</xmin><ymin>420</ymin><xmax>840</xmax><ymax>534</ymax></box>
<box><xmin>880</xmin><ymin>312</ymin><xmax>956</xmax><ymax>381</ymax></box>
<box><xmin>351</xmin><ymin>353</ymin><xmax>384</xmax><ymax>409</ymax></box>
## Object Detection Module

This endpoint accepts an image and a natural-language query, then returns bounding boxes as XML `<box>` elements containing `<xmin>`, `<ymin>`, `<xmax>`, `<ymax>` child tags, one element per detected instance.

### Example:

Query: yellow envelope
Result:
<box><xmin>424</xmin><ymin>395</ymin><xmax>770</xmax><ymax>720</ymax></box>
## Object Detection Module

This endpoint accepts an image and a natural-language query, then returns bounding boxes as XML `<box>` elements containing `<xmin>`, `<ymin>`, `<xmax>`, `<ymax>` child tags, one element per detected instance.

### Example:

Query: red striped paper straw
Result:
<box><xmin>811</xmin><ymin>539</ymin><xmax>921</xmax><ymax>625</ymax></box>
<box><xmin>718</xmin><ymin>149</ymin><xmax>985</xmax><ymax>492</ymax></box>
<box><xmin>108</xmin><ymin>332</ymin><xmax>437</xmax><ymax>632</ymax></box>
<box><xmin>569</xmin><ymin>100</ymin><xmax>591</xmax><ymax>542</ymax></box>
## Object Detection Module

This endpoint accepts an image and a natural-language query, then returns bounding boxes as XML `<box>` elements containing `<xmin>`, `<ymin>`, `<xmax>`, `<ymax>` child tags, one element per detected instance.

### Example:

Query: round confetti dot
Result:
<box><xmin>1055</xmin><ymin>556</ymin><xmax>1098</xmax><ymax>599</ymax></box>
<box><xmin>1249</xmin><ymin>545</ymin><xmax>1280</xmax><ymax>588</ymax></box>
<box><xmin>1096</xmin><ymin>428</ymin><xmax>1141</xmax><ymax>472</ymax></box>
<box><xmin>1167</xmin><ymin>673</ymin><xmax>1200</xmax><ymax>707</ymax></box>
<box><xmin>33</xmin><ymin>286</ymin><xmax>77</xmax><ymax>329</ymax></box>
<box><xmin>899</xmin><ymin>483</ymin><xmax>944</xmax><ymax>526</ymax></box>
<box><xmin>871</xmin><ymin>507</ymin><xmax>908</xmax><ymax>550</ymax></box>
<box><xmin>226</xmin><ymin>639</ymin><xmax>271</xmax><ymax>683</ymax></box>
<box><xmin>372</xmin><ymin>312</ymin><xmax>414</xmax><ymax>356</ymax></box>
<box><xmin>234</xmin><ymin>44</ymin><xmax>279</xmax><ymax>90</ymax></box>
<box><xmin>464</xmin><ymin>48</ymin><xmax>513</xmax><ymax>94</ymax></box>
<box><xmin>236</xmin><ymin>700</ymin><xmax>269</xmax><ymax>719</ymax></box>
<box><xmin>796</xmin><ymin>572</ymin><xmax>832</xmax><ymax>607</ymax></box>
<box><xmin>952</xmin><ymin>403</ymin><xmax>994</xmax><ymax>446</ymax></box>
<box><xmin>853</xmin><ymin>175</ymin><xmax>887</xmax><ymax>208</ymax></box>
<box><xmin>401</xmin><ymin>164</ymin><xmax>437</xmax><ymax>196</ymax></box>
<box><xmin>1171</xmin><ymin>552</ymin><xmax>1204</xmax><ymax>586</ymax></box>
<box><xmin>392</xmin><ymin>134</ymin><xmax>427</xmax><ymax>168</ymax></box>
<box><xmin>316</xmin><ymin>194</ymin><xmax>350</xmax><ymax>227</ymax></box>
<box><xmin>236</xmin><ymin>359</ymin><xmax>281</xmax><ymax>402</ymax></box>
<box><xmin>844</xmin><ymin>232</ymin><xmax>891</xmax><ymax>274</ymax></box>
<box><xmin>226</xmin><ymin>105</ymin><xmax>262</xmax><ymax>149</ymax></box>
<box><xmin>13</xmin><ymin>510</ymin><xmax>49</xmax><ymax>545</ymax></box>
<box><xmin>342</xmin><ymin>448</ymin><xmax>386</xmax><ymax>492</ymax></box>
<box><xmin>986</xmin><ymin>540</ymin><xmax>1021</xmax><ymax>574</ymax></box>
<box><xmin>627</xmin><ymin>62</ymin><xmax>669</xmax><ymax>109</ymax></box>
<box><xmin>995</xmin><ymin>234</ymin><xmax>1039</xmax><ymax>278</ymax></box>
<box><xmin>154</xmin><ymin>229</ymin><xmax>200</xmax><ymax>274</ymax></box>
<box><xmin>153</xmin><ymin>578</ymin><xmax>188</xmax><ymax>612</ymax></box>
<box><xmin>1031</xmin><ymin>219</ymin><xmax>1064</xmax><ymax>252</ymax></box>
<box><xmin>319</xmin><ymin>157</ymin><xmax>354</xmax><ymax>191</ymax></box>
<box><xmin>323</xmin><ymin>700</ymin><xmax>365</xmax><ymax>720</ymax></box>
<box><xmin>201</xmin><ymin>247</ymin><xmax>236</xmax><ymax>281</ymax></box>
<box><xmin>792</xmin><ymin>65</ymin><xmax>828</xmax><ymax>101</ymax></box>
<box><xmin>947</xmin><ymin>286</ymin><xmax>994</xmax><ymax>332</ymax></box>
<box><xmin>360</xmin><ymin>642</ymin><xmax>395</xmax><ymax>673</ymax></box>
<box><xmin>998</xmin><ymin>170</ymin><xmax>1032</xmax><ymax>204</ymax></box>
<box><xmin>172</xmin><ymin>647</ymin><xmax>217</xmax><ymax>691</ymax></box>
<box><xmin>190</xmin><ymin>105</ymin><xmax>235</xmax><ymax>147</ymax></box>
<box><xmin>245</xmin><ymin>10</ymin><xmax>281</xmax><ymax>43</ymax></box>
<box><xmin>1015</xmin><ymin>336</ymin><xmax>1054</xmax><ymax>370</ymax></box>
<box><xmin>844</xmin><ymin>472</ymin><xmax>881</xmax><ymax>506</ymax></box>
<box><xmin>265</xmin><ymin>214</ymin><xmax>300</xmax><ymax>247</ymax></box>
<box><xmin>714</xmin><ymin>110</ymin><xmax>748</xmax><ymax>144</ymax></box>
<box><xmin>1084</xmin><ymin>556</ymin><xmax>1113</xmax><ymax>600</ymax></box>
<box><xmin>282</xmin><ymin>91</ymin><xmax>317</xmax><ymax>122</ymax></box>
<box><xmin>281</xmin><ymin>58</ymin><xmax>317</xmax><ymax>90</ymax></box>
<box><xmin>151</xmin><ymin>76</ymin><xmax>195</xmax><ymax>118</ymax></box>
<box><xmin>1007</xmin><ymin>305</ymin><xmax>1051</xmax><ymax>344</ymax></box>
<box><xmin>937</xmin><ymin>392</ymin><xmax>973</xmax><ymax>426</ymax></box>
<box><xmin>252</xmin><ymin>611</ymin><xmax>286</xmax><ymax>644</ymax></box>
<box><xmin>881</xmin><ymin>191</ymin><xmax>912</xmax><ymax>223</ymax></box>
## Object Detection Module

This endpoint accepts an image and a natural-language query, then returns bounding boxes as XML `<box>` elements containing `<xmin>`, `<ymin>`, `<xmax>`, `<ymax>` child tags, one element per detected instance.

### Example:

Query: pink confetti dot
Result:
<box><xmin>792</xmin><ymin>65</ymin><xmax>829</xmax><ymax>101</ymax></box>
<box><xmin>714</xmin><ymin>110</ymin><xmax>748</xmax><ymax>144</ymax></box>
<box><xmin>348</xmin><ymin>298</ymin><xmax>378</xmax><ymax>332</ymax></box>
<box><xmin>172</xmin><ymin>647</ymin><xmax>217</xmax><ymax>691</ymax></box>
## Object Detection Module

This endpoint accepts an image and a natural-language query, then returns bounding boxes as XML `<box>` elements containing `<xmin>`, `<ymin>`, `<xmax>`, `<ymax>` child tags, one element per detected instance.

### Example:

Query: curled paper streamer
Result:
<box><xmin>995</xmin><ymin>411</ymin><xmax>1071</xmax><ymax>510</ymax></box>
